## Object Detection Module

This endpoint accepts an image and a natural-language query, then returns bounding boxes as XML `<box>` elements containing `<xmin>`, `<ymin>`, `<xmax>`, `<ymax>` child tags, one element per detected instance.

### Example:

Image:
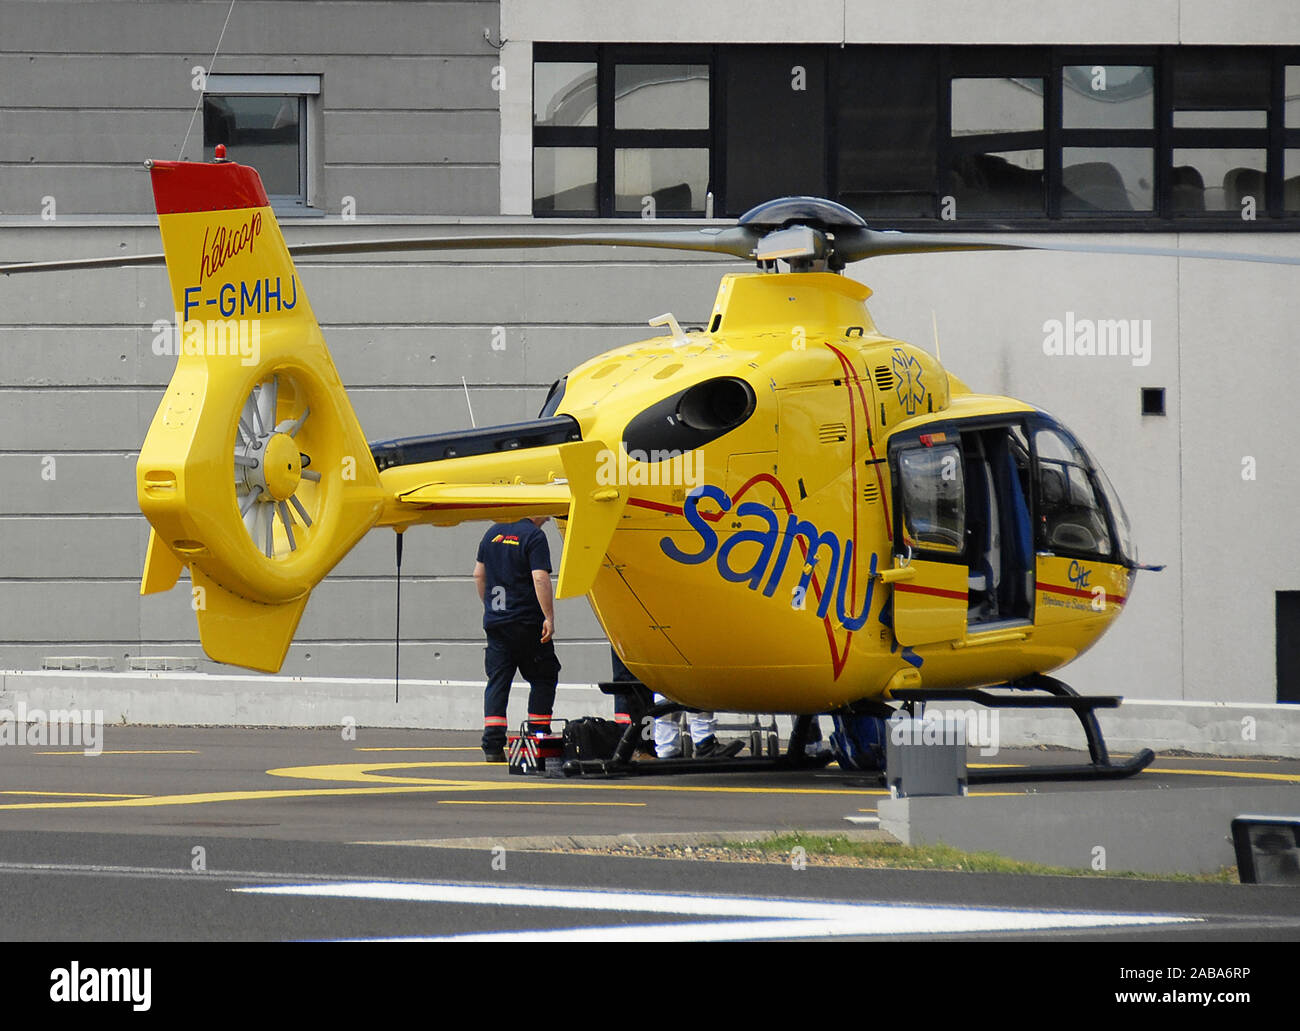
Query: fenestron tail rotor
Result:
<box><xmin>234</xmin><ymin>374</ymin><xmax>320</xmax><ymax>560</ymax></box>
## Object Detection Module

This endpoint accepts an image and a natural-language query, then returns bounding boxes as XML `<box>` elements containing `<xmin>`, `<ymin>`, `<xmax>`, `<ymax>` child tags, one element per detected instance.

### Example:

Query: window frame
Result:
<box><xmin>1028</xmin><ymin>415</ymin><xmax>1125</xmax><ymax>566</ymax></box>
<box><xmin>531</xmin><ymin>43</ymin><xmax>1300</xmax><ymax>229</ymax></box>
<box><xmin>534</xmin><ymin>44</ymin><xmax>718</xmax><ymax>217</ymax></box>
<box><xmin>203</xmin><ymin>73</ymin><xmax>321</xmax><ymax>213</ymax></box>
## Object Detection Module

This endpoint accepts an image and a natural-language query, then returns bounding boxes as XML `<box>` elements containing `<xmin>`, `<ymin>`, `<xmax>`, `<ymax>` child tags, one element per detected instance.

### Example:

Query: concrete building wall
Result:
<box><xmin>0</xmin><ymin>0</ymin><xmax>501</xmax><ymax>216</ymax></box>
<box><xmin>2</xmin><ymin>0</ymin><xmax>1299</xmax><ymax>706</ymax></box>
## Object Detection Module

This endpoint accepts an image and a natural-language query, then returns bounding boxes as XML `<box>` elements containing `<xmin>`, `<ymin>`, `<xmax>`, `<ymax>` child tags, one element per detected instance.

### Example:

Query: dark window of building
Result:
<box><xmin>1060</xmin><ymin>62</ymin><xmax>1156</xmax><ymax>214</ymax></box>
<box><xmin>1169</xmin><ymin>48</ymin><xmax>1270</xmax><ymax>216</ymax></box>
<box><xmin>532</xmin><ymin>44</ymin><xmax>1300</xmax><ymax>228</ymax></box>
<box><xmin>1141</xmin><ymin>387</ymin><xmax>1166</xmax><ymax>415</ymax></box>
<box><xmin>833</xmin><ymin>47</ymin><xmax>938</xmax><ymax>218</ymax></box>
<box><xmin>723</xmin><ymin>47</ymin><xmax>827</xmax><ymax>215</ymax></box>
<box><xmin>1277</xmin><ymin>591</ymin><xmax>1300</xmax><ymax>702</ymax></box>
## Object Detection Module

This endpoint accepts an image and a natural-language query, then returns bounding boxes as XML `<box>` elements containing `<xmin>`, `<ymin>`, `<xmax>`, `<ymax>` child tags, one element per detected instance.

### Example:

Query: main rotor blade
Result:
<box><xmin>282</xmin><ymin>226</ymin><xmax>762</xmax><ymax>261</ymax></box>
<box><xmin>835</xmin><ymin>227</ymin><xmax>1300</xmax><ymax>267</ymax></box>
<box><xmin>0</xmin><ymin>252</ymin><xmax>166</xmax><ymax>275</ymax></box>
<box><xmin>0</xmin><ymin>227</ymin><xmax>760</xmax><ymax>276</ymax></box>
<box><xmin>8</xmin><ymin>218</ymin><xmax>1300</xmax><ymax>275</ymax></box>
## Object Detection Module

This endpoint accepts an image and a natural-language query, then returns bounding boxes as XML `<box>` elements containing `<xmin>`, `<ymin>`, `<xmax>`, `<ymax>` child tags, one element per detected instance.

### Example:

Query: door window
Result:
<box><xmin>898</xmin><ymin>444</ymin><xmax>965</xmax><ymax>555</ymax></box>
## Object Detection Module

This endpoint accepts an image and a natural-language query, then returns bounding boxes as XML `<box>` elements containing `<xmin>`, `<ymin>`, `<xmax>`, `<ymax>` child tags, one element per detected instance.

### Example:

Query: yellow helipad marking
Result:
<box><xmin>0</xmin><ymin>784</ymin><xmax>499</xmax><ymax>811</ymax></box>
<box><xmin>267</xmin><ymin>762</ymin><xmax>885</xmax><ymax>796</ymax></box>
<box><xmin>354</xmin><ymin>747</ymin><xmax>480</xmax><ymax>753</ymax></box>
<box><xmin>1114</xmin><ymin>753</ymin><xmax>1280</xmax><ymax>763</ymax></box>
<box><xmin>437</xmin><ymin>800</ymin><xmax>646</xmax><ymax>807</ymax></box>
<box><xmin>0</xmin><ymin>791</ymin><xmax>147</xmax><ymax>799</ymax></box>
<box><xmin>0</xmin><ymin>759</ymin><xmax>881</xmax><ymax>813</ymax></box>
<box><xmin>1147</xmin><ymin>767</ymin><xmax>1300</xmax><ymax>783</ymax></box>
<box><xmin>35</xmin><ymin>750</ymin><xmax>201</xmax><ymax>756</ymax></box>
<box><xmin>3</xmin><ymin>755</ymin><xmax>1292</xmax><ymax>815</ymax></box>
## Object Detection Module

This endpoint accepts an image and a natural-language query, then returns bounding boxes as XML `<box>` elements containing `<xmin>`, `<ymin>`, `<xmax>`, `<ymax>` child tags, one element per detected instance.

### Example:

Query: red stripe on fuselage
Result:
<box><xmin>1035</xmin><ymin>581</ymin><xmax>1127</xmax><ymax>604</ymax></box>
<box><xmin>895</xmin><ymin>582</ymin><xmax>969</xmax><ymax>602</ymax></box>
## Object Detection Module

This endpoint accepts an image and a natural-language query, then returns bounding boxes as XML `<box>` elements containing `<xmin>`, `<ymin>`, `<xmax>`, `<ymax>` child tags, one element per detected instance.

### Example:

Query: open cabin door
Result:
<box><xmin>887</xmin><ymin>423</ymin><xmax>1036</xmax><ymax>647</ymax></box>
<box><xmin>887</xmin><ymin>438</ymin><xmax>969</xmax><ymax>645</ymax></box>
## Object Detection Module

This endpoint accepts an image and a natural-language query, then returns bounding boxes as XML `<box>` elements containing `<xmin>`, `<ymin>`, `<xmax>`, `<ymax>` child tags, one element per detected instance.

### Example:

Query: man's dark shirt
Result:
<box><xmin>477</xmin><ymin>519</ymin><xmax>552</xmax><ymax>628</ymax></box>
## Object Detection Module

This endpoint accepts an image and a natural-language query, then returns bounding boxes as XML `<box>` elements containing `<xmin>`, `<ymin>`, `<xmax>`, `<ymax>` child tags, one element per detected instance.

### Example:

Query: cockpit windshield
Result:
<box><xmin>1033</xmin><ymin>422</ymin><xmax>1133</xmax><ymax>565</ymax></box>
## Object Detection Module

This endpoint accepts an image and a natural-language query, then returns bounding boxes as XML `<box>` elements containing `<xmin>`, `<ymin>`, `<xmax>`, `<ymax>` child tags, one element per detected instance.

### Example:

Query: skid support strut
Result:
<box><xmin>890</xmin><ymin>673</ymin><xmax>1155</xmax><ymax>784</ymax></box>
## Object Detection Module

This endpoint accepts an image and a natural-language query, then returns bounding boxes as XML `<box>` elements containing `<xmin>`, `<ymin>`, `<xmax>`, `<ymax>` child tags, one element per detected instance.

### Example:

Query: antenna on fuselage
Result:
<box><xmin>649</xmin><ymin>312</ymin><xmax>690</xmax><ymax>348</ymax></box>
<box><xmin>461</xmin><ymin>376</ymin><xmax>477</xmax><ymax>428</ymax></box>
<box><xmin>931</xmin><ymin>310</ymin><xmax>952</xmax><ymax>397</ymax></box>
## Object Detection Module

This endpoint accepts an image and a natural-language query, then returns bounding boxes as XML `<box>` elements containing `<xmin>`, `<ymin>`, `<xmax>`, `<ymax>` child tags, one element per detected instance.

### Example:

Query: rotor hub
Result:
<box><xmin>261</xmin><ymin>433</ymin><xmax>302</xmax><ymax>501</ymax></box>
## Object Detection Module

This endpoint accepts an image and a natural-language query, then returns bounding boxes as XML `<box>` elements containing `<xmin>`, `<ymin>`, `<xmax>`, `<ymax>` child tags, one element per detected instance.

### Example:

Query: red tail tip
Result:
<box><xmin>149</xmin><ymin>158</ymin><xmax>269</xmax><ymax>216</ymax></box>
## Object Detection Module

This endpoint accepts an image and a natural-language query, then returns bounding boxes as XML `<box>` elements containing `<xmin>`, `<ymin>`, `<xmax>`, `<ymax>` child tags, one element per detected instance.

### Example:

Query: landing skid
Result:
<box><xmin>890</xmin><ymin>673</ymin><xmax>1155</xmax><ymax>783</ymax></box>
<box><xmin>565</xmin><ymin>675</ymin><xmax>1154</xmax><ymax>782</ymax></box>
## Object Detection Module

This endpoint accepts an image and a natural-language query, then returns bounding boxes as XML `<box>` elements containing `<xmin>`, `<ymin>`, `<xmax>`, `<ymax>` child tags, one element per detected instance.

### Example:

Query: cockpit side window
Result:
<box><xmin>899</xmin><ymin>444</ymin><xmax>966</xmax><ymax>556</ymax></box>
<box><xmin>1033</xmin><ymin>427</ymin><xmax>1113</xmax><ymax>559</ymax></box>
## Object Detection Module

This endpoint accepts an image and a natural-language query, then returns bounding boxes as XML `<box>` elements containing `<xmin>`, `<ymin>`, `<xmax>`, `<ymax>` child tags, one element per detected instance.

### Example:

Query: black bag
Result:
<box><xmin>563</xmin><ymin>717</ymin><xmax>626</xmax><ymax>761</ymax></box>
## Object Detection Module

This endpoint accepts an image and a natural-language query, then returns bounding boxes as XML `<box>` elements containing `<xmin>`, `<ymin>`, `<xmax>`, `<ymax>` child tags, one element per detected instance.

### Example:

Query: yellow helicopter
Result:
<box><xmin>12</xmin><ymin>153</ymin><xmax>1288</xmax><ymax>780</ymax></box>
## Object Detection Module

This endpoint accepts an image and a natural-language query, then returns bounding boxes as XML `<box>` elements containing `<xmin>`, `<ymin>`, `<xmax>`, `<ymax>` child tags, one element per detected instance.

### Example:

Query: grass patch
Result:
<box><xmin>724</xmin><ymin>831</ymin><xmax>1238</xmax><ymax>883</ymax></box>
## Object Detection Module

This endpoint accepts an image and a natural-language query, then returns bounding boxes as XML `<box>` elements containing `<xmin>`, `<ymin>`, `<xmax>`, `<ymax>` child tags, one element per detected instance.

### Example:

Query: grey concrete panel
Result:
<box><xmin>299</xmin><ymin>261</ymin><xmax>723</xmax><ymax>325</ymax></box>
<box><xmin>0</xmin><ymin>323</ymin><xmax>679</xmax><ymax>390</ymax></box>
<box><xmin>0</xmin><ymin>266</ymin><xmax>170</xmax><ymax>323</ymax></box>
<box><xmin>136</xmin><ymin>575</ymin><xmax>602</xmax><ymax>643</ymax></box>
<box><xmin>322</xmin><ymin>324</ymin><xmax>655</xmax><ymax>387</ymax></box>
<box><xmin>3</xmin><ymin>2</ymin><xmax>500</xmax><ymax>57</ymax></box>
<box><xmin>324</xmin><ymin>110</ymin><xmax>500</xmax><ymax>165</ymax></box>
<box><xmin>0</xmin><ymin>54</ymin><xmax>200</xmax><ymax>108</ymax></box>
<box><xmin>0</xmin><ymin>580</ymin><xmax>139</xmax><ymax>640</ymax></box>
<box><xmin>0</xmin><ymin>166</ymin><xmax>156</xmax><ymax>219</ymax></box>
<box><xmin>0</xmin><ymin>52</ymin><xmax>493</xmax><ymax>111</ymax></box>
<box><xmin>0</xmin><ymin>109</ymin><xmax>203</xmax><ymax>165</ymax></box>
<box><xmin>322</xmin><ymin>56</ymin><xmax>499</xmax><ymax>111</ymax></box>
<box><xmin>0</xmin><ymin>224</ymin><xmax>163</xmax><ymax>263</ymax></box>
<box><xmin>274</xmin><ymin>639</ymin><xmax>613</xmax><ymax>684</ymax></box>
<box><xmin>0</xmin><ymin>328</ymin><xmax>152</xmax><ymax>387</ymax></box>
<box><xmin>0</xmin><ymin>454</ymin><xmax>141</xmax><ymax>515</ymax></box>
<box><xmin>0</xmin><ymin>516</ymin><xmax>144</xmax><ymax>578</ymax></box>
<box><xmin>0</xmin><ymin>669</ymin><xmax>609</xmax><ymax>733</ymax></box>
<box><xmin>332</xmin><ymin>522</ymin><xmax>485</xmax><ymax>578</ymax></box>
<box><xmin>348</xmin><ymin>385</ymin><xmax>549</xmax><ymax>440</ymax></box>
<box><xmin>0</xmin><ymin>389</ymin><xmax>152</xmax><ymax>450</ymax></box>
<box><xmin>878</xmin><ymin>785</ymin><xmax>1300</xmax><ymax>875</ymax></box>
<box><xmin>319</xmin><ymin>164</ymin><xmax>499</xmax><ymax>215</ymax></box>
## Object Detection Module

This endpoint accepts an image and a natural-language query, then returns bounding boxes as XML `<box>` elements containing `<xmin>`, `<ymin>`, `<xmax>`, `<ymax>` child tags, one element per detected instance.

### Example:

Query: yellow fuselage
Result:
<box><xmin>382</xmin><ymin>271</ymin><xmax>1131</xmax><ymax>713</ymax></box>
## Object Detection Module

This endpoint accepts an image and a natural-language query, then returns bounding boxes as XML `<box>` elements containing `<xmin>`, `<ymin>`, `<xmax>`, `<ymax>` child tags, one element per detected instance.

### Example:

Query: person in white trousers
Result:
<box><xmin>652</xmin><ymin>694</ymin><xmax>743</xmax><ymax>759</ymax></box>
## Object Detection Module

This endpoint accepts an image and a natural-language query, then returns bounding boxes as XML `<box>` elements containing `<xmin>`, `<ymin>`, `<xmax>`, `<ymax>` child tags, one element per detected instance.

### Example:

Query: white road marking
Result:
<box><xmin>234</xmin><ymin>881</ymin><xmax>1200</xmax><ymax>941</ymax></box>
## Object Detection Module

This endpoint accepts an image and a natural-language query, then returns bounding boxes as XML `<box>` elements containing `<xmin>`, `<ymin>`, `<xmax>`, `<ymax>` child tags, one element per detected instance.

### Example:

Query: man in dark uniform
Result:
<box><xmin>473</xmin><ymin>515</ymin><xmax>560</xmax><ymax>762</ymax></box>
